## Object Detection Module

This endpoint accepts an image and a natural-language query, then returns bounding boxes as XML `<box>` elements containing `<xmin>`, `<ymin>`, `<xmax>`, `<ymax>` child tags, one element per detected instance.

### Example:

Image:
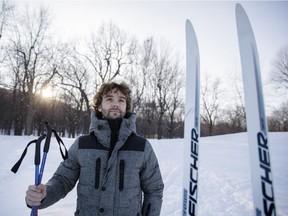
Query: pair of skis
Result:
<box><xmin>182</xmin><ymin>3</ymin><xmax>276</xmax><ymax>216</ymax></box>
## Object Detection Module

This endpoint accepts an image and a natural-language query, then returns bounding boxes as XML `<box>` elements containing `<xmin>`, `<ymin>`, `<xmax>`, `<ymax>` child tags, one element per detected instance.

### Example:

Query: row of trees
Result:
<box><xmin>0</xmin><ymin>1</ymin><xmax>287</xmax><ymax>138</ymax></box>
<box><xmin>0</xmin><ymin>2</ymin><xmax>185</xmax><ymax>138</ymax></box>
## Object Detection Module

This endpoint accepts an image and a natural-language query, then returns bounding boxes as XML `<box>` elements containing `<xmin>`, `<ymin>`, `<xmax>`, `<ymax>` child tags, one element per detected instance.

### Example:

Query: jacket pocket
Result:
<box><xmin>95</xmin><ymin>158</ymin><xmax>101</xmax><ymax>189</ymax></box>
<box><xmin>119</xmin><ymin>159</ymin><xmax>125</xmax><ymax>191</ymax></box>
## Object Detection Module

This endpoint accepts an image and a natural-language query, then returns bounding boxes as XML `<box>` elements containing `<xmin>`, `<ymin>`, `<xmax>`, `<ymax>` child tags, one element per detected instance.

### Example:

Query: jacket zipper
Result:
<box><xmin>145</xmin><ymin>203</ymin><xmax>151</xmax><ymax>216</ymax></box>
<box><xmin>95</xmin><ymin>158</ymin><xmax>101</xmax><ymax>189</ymax></box>
<box><xmin>119</xmin><ymin>159</ymin><xmax>125</xmax><ymax>191</ymax></box>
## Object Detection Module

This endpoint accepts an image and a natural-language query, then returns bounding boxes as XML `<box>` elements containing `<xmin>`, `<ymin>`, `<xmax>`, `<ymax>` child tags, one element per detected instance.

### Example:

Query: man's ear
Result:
<box><xmin>98</xmin><ymin>105</ymin><xmax>102</xmax><ymax>112</ymax></box>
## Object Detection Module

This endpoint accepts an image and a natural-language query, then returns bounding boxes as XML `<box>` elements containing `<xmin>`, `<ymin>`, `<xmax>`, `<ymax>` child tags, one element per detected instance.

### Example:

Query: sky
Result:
<box><xmin>13</xmin><ymin>0</ymin><xmax>288</xmax><ymax>112</ymax></box>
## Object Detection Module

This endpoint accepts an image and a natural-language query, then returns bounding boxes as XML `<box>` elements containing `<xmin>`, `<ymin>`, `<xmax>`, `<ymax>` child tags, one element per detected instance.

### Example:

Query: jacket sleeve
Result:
<box><xmin>140</xmin><ymin>140</ymin><xmax>164</xmax><ymax>216</ymax></box>
<box><xmin>38</xmin><ymin>138</ymin><xmax>80</xmax><ymax>209</ymax></box>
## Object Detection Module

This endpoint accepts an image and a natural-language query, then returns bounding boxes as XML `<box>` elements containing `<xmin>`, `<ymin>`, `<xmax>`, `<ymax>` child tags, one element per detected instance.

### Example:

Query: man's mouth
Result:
<box><xmin>109</xmin><ymin>109</ymin><xmax>120</xmax><ymax>112</ymax></box>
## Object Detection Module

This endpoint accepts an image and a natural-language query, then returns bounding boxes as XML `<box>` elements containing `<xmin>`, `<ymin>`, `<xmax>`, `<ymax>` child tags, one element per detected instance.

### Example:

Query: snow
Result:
<box><xmin>0</xmin><ymin>132</ymin><xmax>287</xmax><ymax>216</ymax></box>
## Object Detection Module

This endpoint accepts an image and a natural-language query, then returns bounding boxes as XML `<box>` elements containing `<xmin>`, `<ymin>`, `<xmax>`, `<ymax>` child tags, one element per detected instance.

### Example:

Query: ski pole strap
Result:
<box><xmin>52</xmin><ymin>129</ymin><xmax>68</xmax><ymax>160</ymax></box>
<box><xmin>11</xmin><ymin>134</ymin><xmax>46</xmax><ymax>174</ymax></box>
<box><xmin>42</xmin><ymin>122</ymin><xmax>68</xmax><ymax>160</ymax></box>
<box><xmin>11</xmin><ymin>123</ymin><xmax>68</xmax><ymax>174</ymax></box>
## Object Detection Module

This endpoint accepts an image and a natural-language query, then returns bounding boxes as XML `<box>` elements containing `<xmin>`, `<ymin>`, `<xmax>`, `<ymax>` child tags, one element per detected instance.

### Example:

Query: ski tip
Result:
<box><xmin>185</xmin><ymin>19</ymin><xmax>192</xmax><ymax>28</ymax></box>
<box><xmin>185</xmin><ymin>18</ymin><xmax>199</xmax><ymax>53</ymax></box>
<box><xmin>235</xmin><ymin>3</ymin><xmax>247</xmax><ymax>19</ymax></box>
<box><xmin>235</xmin><ymin>3</ymin><xmax>244</xmax><ymax>12</ymax></box>
<box><xmin>235</xmin><ymin>2</ymin><xmax>254</xmax><ymax>37</ymax></box>
<box><xmin>185</xmin><ymin>19</ymin><xmax>195</xmax><ymax>33</ymax></box>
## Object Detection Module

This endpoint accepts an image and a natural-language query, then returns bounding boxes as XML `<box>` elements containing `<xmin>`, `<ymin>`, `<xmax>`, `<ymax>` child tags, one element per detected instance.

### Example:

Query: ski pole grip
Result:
<box><xmin>34</xmin><ymin>134</ymin><xmax>46</xmax><ymax>165</ymax></box>
<box><xmin>43</xmin><ymin>122</ymin><xmax>52</xmax><ymax>153</ymax></box>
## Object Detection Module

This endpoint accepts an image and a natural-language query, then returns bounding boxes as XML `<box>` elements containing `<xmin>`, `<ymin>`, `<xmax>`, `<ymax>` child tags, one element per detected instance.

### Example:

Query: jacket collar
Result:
<box><xmin>88</xmin><ymin>111</ymin><xmax>137</xmax><ymax>148</ymax></box>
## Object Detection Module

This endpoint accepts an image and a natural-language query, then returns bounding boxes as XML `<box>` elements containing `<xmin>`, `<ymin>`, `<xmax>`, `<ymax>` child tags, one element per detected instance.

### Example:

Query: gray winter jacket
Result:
<box><xmin>39</xmin><ymin>112</ymin><xmax>164</xmax><ymax>216</ymax></box>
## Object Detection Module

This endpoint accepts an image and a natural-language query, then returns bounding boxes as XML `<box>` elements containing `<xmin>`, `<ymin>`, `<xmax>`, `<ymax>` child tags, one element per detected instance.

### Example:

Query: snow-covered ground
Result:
<box><xmin>0</xmin><ymin>132</ymin><xmax>287</xmax><ymax>216</ymax></box>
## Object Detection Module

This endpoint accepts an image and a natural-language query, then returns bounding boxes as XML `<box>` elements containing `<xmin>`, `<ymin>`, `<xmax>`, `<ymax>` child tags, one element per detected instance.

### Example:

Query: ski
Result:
<box><xmin>182</xmin><ymin>19</ymin><xmax>200</xmax><ymax>216</ymax></box>
<box><xmin>235</xmin><ymin>4</ymin><xmax>277</xmax><ymax>216</ymax></box>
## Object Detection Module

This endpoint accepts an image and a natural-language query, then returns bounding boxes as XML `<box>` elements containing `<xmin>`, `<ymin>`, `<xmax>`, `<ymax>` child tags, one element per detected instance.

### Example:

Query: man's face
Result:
<box><xmin>99</xmin><ymin>89</ymin><xmax>127</xmax><ymax>119</ymax></box>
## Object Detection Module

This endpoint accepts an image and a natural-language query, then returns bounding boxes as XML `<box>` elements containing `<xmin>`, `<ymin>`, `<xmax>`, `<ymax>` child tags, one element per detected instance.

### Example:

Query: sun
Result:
<box><xmin>41</xmin><ymin>87</ymin><xmax>54</xmax><ymax>98</ymax></box>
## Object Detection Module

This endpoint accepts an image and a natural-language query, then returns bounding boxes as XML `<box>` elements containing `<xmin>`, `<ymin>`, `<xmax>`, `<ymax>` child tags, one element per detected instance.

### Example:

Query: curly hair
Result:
<box><xmin>92</xmin><ymin>81</ymin><xmax>133</xmax><ymax>116</ymax></box>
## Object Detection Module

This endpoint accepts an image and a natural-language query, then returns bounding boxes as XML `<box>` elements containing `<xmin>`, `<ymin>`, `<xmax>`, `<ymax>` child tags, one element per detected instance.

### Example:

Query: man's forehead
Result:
<box><xmin>104</xmin><ymin>89</ymin><xmax>126</xmax><ymax>98</ymax></box>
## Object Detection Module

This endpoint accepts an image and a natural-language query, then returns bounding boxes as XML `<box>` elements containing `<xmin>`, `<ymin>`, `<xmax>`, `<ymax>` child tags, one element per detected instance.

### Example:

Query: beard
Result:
<box><xmin>105</xmin><ymin>108</ymin><xmax>125</xmax><ymax>119</ymax></box>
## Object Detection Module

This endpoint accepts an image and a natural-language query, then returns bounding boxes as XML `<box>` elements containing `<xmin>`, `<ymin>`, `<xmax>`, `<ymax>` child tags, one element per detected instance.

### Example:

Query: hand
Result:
<box><xmin>25</xmin><ymin>184</ymin><xmax>47</xmax><ymax>207</ymax></box>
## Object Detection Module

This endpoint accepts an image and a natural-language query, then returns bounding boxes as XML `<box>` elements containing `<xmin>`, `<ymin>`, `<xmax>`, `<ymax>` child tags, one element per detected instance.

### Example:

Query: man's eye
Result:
<box><xmin>105</xmin><ymin>98</ymin><xmax>113</xmax><ymax>101</ymax></box>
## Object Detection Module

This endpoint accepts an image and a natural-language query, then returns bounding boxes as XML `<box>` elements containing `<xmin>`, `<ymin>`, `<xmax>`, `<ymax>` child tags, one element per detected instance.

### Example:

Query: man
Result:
<box><xmin>25</xmin><ymin>81</ymin><xmax>164</xmax><ymax>216</ymax></box>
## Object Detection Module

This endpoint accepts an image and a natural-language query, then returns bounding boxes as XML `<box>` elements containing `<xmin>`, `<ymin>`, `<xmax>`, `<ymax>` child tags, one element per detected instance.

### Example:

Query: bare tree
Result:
<box><xmin>201</xmin><ymin>75</ymin><xmax>222</xmax><ymax>136</ymax></box>
<box><xmin>0</xmin><ymin>0</ymin><xmax>13</xmax><ymax>40</ymax></box>
<box><xmin>0</xmin><ymin>0</ymin><xmax>14</xmax><ymax>65</ymax></box>
<box><xmin>4</xmin><ymin>5</ymin><xmax>56</xmax><ymax>135</ymax></box>
<box><xmin>123</xmin><ymin>37</ymin><xmax>157</xmax><ymax>137</ymax></box>
<box><xmin>147</xmin><ymin>40</ymin><xmax>183</xmax><ymax>139</ymax></box>
<box><xmin>83</xmin><ymin>21</ymin><xmax>137</xmax><ymax>84</ymax></box>
<box><xmin>125</xmin><ymin>37</ymin><xmax>152</xmax><ymax>113</ymax></box>
<box><xmin>271</xmin><ymin>45</ymin><xmax>288</xmax><ymax>90</ymax></box>
<box><xmin>268</xmin><ymin>101</ymin><xmax>288</xmax><ymax>131</ymax></box>
<box><xmin>4</xmin><ymin>47</ymin><xmax>24</xmax><ymax>135</ymax></box>
<box><xmin>224</xmin><ymin>105</ymin><xmax>246</xmax><ymax>133</ymax></box>
<box><xmin>224</xmin><ymin>73</ymin><xmax>246</xmax><ymax>133</ymax></box>
<box><xmin>166</xmin><ymin>68</ymin><xmax>184</xmax><ymax>138</ymax></box>
<box><xmin>55</xmin><ymin>44</ymin><xmax>91</xmax><ymax>135</ymax></box>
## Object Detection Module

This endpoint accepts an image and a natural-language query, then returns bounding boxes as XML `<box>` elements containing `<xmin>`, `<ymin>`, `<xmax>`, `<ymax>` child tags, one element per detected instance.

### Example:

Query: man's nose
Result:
<box><xmin>112</xmin><ymin>103</ymin><xmax>118</xmax><ymax>107</ymax></box>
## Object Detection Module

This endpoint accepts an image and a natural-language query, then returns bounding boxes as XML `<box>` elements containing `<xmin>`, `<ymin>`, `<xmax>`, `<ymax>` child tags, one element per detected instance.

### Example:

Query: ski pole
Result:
<box><xmin>11</xmin><ymin>122</ymin><xmax>68</xmax><ymax>216</ymax></box>
<box><xmin>31</xmin><ymin>122</ymin><xmax>52</xmax><ymax>216</ymax></box>
<box><xmin>31</xmin><ymin>134</ymin><xmax>46</xmax><ymax>216</ymax></box>
<box><xmin>38</xmin><ymin>122</ymin><xmax>52</xmax><ymax>184</ymax></box>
